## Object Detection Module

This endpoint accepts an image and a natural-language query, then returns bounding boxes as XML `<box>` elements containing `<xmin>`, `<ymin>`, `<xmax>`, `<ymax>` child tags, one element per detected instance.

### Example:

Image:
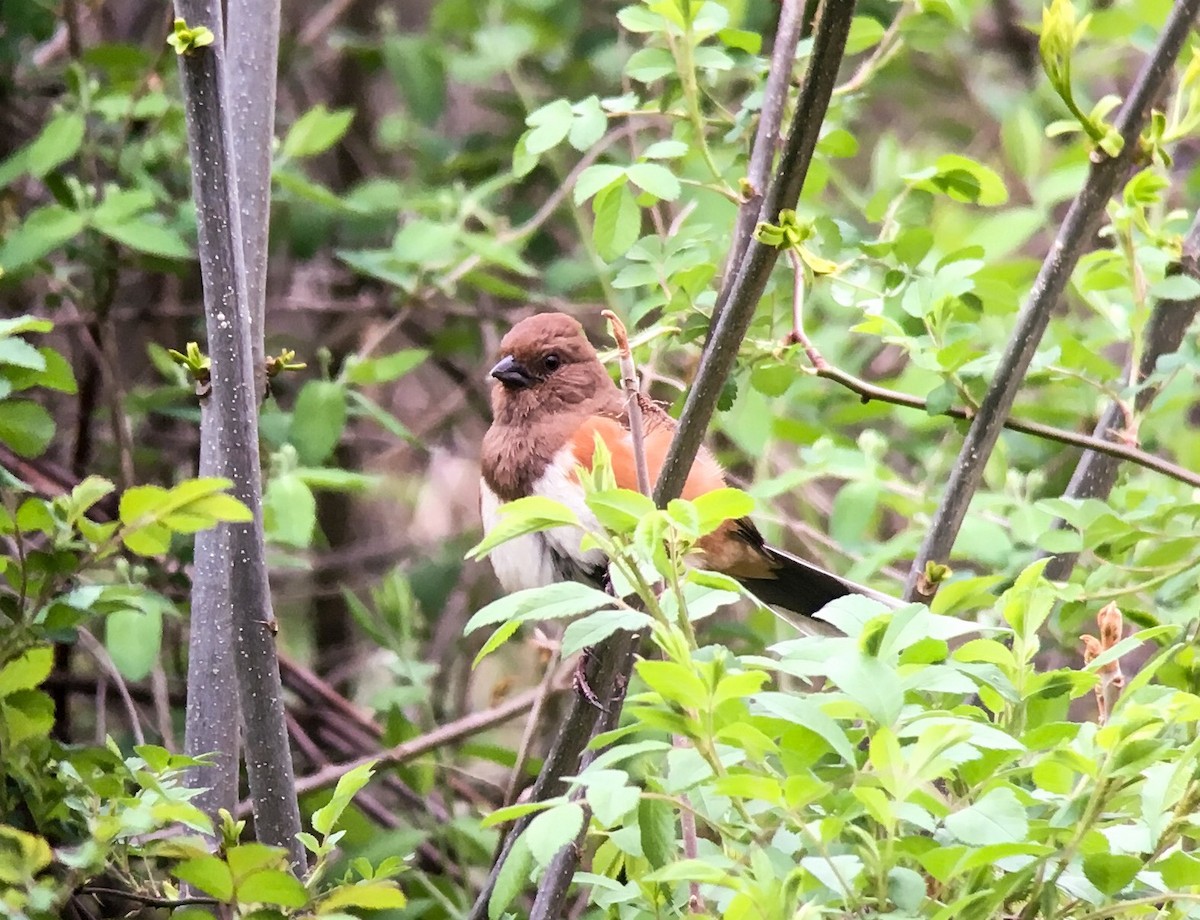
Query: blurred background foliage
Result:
<box><xmin>1</xmin><ymin>0</ymin><xmax>1199</xmax><ymax>913</ymax></box>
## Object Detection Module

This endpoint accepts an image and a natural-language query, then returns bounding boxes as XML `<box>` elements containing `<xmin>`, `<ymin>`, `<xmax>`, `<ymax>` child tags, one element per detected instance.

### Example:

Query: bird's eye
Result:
<box><xmin>543</xmin><ymin>353</ymin><xmax>561</xmax><ymax>371</ymax></box>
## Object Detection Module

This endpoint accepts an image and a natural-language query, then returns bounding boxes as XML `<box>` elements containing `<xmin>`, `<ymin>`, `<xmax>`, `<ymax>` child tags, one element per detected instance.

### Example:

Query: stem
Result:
<box><xmin>903</xmin><ymin>0</ymin><xmax>1200</xmax><ymax>603</ymax></box>
<box><xmin>173</xmin><ymin>0</ymin><xmax>305</xmax><ymax>871</ymax></box>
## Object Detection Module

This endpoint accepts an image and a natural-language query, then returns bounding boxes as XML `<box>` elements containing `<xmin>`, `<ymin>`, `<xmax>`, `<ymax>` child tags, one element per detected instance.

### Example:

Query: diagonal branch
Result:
<box><xmin>1041</xmin><ymin>212</ymin><xmax>1200</xmax><ymax>581</ymax></box>
<box><xmin>465</xmin><ymin>1</ymin><xmax>859</xmax><ymax>916</ymax></box>
<box><xmin>903</xmin><ymin>0</ymin><xmax>1200</xmax><ymax>603</ymax></box>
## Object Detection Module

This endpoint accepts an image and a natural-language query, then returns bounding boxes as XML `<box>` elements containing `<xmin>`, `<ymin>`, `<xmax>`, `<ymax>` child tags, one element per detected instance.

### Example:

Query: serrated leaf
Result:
<box><xmin>625</xmin><ymin>163</ymin><xmax>680</xmax><ymax>201</ymax></box>
<box><xmin>592</xmin><ymin>183</ymin><xmax>641</xmax><ymax>261</ymax></box>
<box><xmin>318</xmin><ymin>881</ymin><xmax>406</xmax><ymax>912</ymax></box>
<box><xmin>562</xmin><ymin>610</ymin><xmax>654</xmax><ymax>655</ymax></box>
<box><xmin>468</xmin><ymin>495</ymin><xmax>579</xmax><ymax>558</ymax></box>
<box><xmin>239</xmin><ymin>870</ymin><xmax>309</xmax><ymax>907</ymax></box>
<box><xmin>174</xmin><ymin>856</ymin><xmax>234</xmax><ymax>901</ymax></box>
<box><xmin>943</xmin><ymin>787</ymin><xmax>1027</xmax><ymax>845</ymax></box>
<box><xmin>573</xmin><ymin>164</ymin><xmax>627</xmax><ymax>205</ymax></box>
<box><xmin>0</xmin><ymin>400</ymin><xmax>55</xmax><ymax>457</ymax></box>
<box><xmin>489</xmin><ymin>834</ymin><xmax>534</xmax><ymax>919</ymax></box>
<box><xmin>465</xmin><ymin>581</ymin><xmax>617</xmax><ymax>634</ymax></box>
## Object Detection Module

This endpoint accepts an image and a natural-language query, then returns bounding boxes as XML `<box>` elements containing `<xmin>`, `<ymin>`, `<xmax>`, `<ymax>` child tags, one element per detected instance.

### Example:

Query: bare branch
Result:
<box><xmin>904</xmin><ymin>0</ymin><xmax>1200</xmax><ymax>603</ymax></box>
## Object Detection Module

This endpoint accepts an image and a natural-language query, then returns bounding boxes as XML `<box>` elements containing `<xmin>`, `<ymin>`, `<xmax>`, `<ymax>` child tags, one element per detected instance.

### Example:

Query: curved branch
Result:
<box><xmin>903</xmin><ymin>0</ymin><xmax>1200</xmax><ymax>602</ymax></box>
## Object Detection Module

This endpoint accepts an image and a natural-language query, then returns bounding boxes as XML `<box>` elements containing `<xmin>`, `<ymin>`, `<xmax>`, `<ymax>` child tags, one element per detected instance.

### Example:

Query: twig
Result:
<box><xmin>782</xmin><ymin>320</ymin><xmax>1200</xmax><ymax>490</ymax></box>
<box><xmin>602</xmin><ymin>312</ymin><xmax>652</xmax><ymax>495</ymax></box>
<box><xmin>78</xmin><ymin>886</ymin><xmax>217</xmax><ymax>908</ymax></box>
<box><xmin>173</xmin><ymin>0</ymin><xmax>306</xmax><ymax>870</ymax></box>
<box><xmin>280</xmin><ymin>687</ymin><xmax>542</xmax><ymax>804</ymax></box>
<box><xmin>1042</xmin><ymin>212</ymin><xmax>1200</xmax><ymax>581</ymax></box>
<box><xmin>76</xmin><ymin>629</ymin><xmax>146</xmax><ymax>746</ymax></box>
<box><xmin>903</xmin><ymin>0</ymin><xmax>1200</xmax><ymax>603</ymax></box>
<box><xmin>467</xmin><ymin>2</ymin><xmax>859</xmax><ymax>916</ymax></box>
<box><xmin>502</xmin><ymin>646</ymin><xmax>562</xmax><ymax>807</ymax></box>
<box><xmin>722</xmin><ymin>0</ymin><xmax>806</xmax><ymax>301</ymax></box>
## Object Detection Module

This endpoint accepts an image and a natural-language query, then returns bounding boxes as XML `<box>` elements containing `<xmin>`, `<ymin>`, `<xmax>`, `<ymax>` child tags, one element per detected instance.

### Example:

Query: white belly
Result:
<box><xmin>480</xmin><ymin>447</ymin><xmax>607</xmax><ymax>593</ymax></box>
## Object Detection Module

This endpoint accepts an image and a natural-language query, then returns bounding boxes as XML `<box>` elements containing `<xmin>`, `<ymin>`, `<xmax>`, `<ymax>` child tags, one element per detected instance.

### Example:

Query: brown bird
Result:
<box><xmin>479</xmin><ymin>312</ymin><xmax>894</xmax><ymax>624</ymax></box>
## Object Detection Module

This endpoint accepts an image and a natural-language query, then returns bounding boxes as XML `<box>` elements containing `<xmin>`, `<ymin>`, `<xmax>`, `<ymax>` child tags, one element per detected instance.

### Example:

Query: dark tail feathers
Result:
<box><xmin>736</xmin><ymin>544</ymin><xmax>899</xmax><ymax>620</ymax></box>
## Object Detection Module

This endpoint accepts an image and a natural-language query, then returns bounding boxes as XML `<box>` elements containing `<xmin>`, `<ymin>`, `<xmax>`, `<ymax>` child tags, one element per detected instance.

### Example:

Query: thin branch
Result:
<box><xmin>280</xmin><ymin>687</ymin><xmax>542</xmax><ymax>804</ymax></box>
<box><xmin>1042</xmin><ymin>212</ymin><xmax>1200</xmax><ymax>581</ymax></box>
<box><xmin>467</xmin><ymin>2</ymin><xmax>859</xmax><ymax>916</ymax></box>
<box><xmin>722</xmin><ymin>0</ymin><xmax>806</xmax><ymax>302</ymax></box>
<box><xmin>173</xmin><ymin>0</ymin><xmax>305</xmax><ymax>870</ymax></box>
<box><xmin>904</xmin><ymin>0</ymin><xmax>1200</xmax><ymax>603</ymax></box>
<box><xmin>603</xmin><ymin>312</ymin><xmax>652</xmax><ymax>495</ymax></box>
<box><xmin>788</xmin><ymin>339</ymin><xmax>1200</xmax><ymax>490</ymax></box>
<box><xmin>78</xmin><ymin>886</ymin><xmax>218</xmax><ymax>908</ymax></box>
<box><xmin>77</xmin><ymin>628</ymin><xmax>146</xmax><ymax>746</ymax></box>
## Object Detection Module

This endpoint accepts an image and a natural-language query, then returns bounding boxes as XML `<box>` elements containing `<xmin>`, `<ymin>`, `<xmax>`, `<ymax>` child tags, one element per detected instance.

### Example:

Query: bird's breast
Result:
<box><xmin>479</xmin><ymin>445</ymin><xmax>608</xmax><ymax>593</ymax></box>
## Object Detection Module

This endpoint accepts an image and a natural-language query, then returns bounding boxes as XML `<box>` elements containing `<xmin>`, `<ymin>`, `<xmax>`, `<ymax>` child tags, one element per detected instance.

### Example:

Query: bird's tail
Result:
<box><xmin>736</xmin><ymin>544</ymin><xmax>900</xmax><ymax>621</ymax></box>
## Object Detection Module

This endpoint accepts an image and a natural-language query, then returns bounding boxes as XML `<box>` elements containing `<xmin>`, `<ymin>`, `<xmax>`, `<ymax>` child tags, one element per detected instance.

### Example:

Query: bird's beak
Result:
<box><xmin>490</xmin><ymin>355</ymin><xmax>535</xmax><ymax>389</ymax></box>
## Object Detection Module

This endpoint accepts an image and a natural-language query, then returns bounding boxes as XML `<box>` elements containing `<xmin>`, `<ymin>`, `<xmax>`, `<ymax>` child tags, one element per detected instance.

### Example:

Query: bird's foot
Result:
<box><xmin>572</xmin><ymin>647</ymin><xmax>608</xmax><ymax>712</ymax></box>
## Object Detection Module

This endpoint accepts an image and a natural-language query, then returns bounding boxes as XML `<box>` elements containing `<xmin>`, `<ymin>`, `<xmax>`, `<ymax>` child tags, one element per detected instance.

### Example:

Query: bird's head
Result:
<box><xmin>488</xmin><ymin>313</ymin><xmax>616</xmax><ymax>423</ymax></box>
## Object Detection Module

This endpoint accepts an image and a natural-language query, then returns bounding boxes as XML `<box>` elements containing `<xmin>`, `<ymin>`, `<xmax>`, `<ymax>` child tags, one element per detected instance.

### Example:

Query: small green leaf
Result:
<box><xmin>691</xmin><ymin>488</ymin><xmax>755</xmax><ymax>534</ymax></box>
<box><xmin>525</xmin><ymin>802</ymin><xmax>584</xmax><ymax>866</ymax></box>
<box><xmin>943</xmin><ymin>787</ymin><xmax>1027</xmax><ymax>846</ymax></box>
<box><xmin>342</xmin><ymin>349</ymin><xmax>428</xmax><ymax>385</ymax></box>
<box><xmin>524</xmin><ymin>99</ymin><xmax>574</xmax><ymax>155</ymax></box>
<box><xmin>264</xmin><ymin>475</ymin><xmax>317</xmax><ymax>548</ymax></box>
<box><xmin>638</xmin><ymin>796</ymin><xmax>676</xmax><ymax>869</ymax></box>
<box><xmin>106</xmin><ymin>606</ymin><xmax>163</xmax><ymax>682</ymax></box>
<box><xmin>1082</xmin><ymin>853</ymin><xmax>1141</xmax><ymax>896</ymax></box>
<box><xmin>175</xmin><ymin>855</ymin><xmax>234</xmax><ymax>901</ymax></box>
<box><xmin>0</xmin><ymin>647</ymin><xmax>54</xmax><ymax>698</ymax></box>
<box><xmin>625</xmin><ymin>163</ymin><xmax>681</xmax><ymax>201</ymax></box>
<box><xmin>281</xmin><ymin>105</ymin><xmax>355</xmax><ymax>159</ymax></box>
<box><xmin>312</xmin><ymin>761</ymin><xmax>376</xmax><ymax>837</ymax></box>
<box><xmin>469</xmin><ymin>495</ymin><xmax>579</xmax><ymax>559</ymax></box>
<box><xmin>561</xmin><ymin>610</ymin><xmax>654</xmax><ymax>655</ymax></box>
<box><xmin>238</xmin><ymin>869</ymin><xmax>309</xmax><ymax>908</ymax></box>
<box><xmin>0</xmin><ymin>400</ymin><xmax>55</xmax><ymax>457</ymax></box>
<box><xmin>318</xmin><ymin>881</ymin><xmax>406</xmax><ymax>912</ymax></box>
<box><xmin>0</xmin><ymin>206</ymin><xmax>86</xmax><ymax>272</ymax></box>
<box><xmin>489</xmin><ymin>834</ymin><xmax>534</xmax><ymax>920</ymax></box>
<box><xmin>465</xmin><ymin>581</ymin><xmax>617</xmax><ymax>634</ymax></box>
<box><xmin>574</xmin><ymin>164</ymin><xmax>628</xmax><ymax>205</ymax></box>
<box><xmin>592</xmin><ymin>181</ymin><xmax>642</xmax><ymax>260</ymax></box>
<box><xmin>289</xmin><ymin>380</ymin><xmax>347</xmax><ymax>465</ymax></box>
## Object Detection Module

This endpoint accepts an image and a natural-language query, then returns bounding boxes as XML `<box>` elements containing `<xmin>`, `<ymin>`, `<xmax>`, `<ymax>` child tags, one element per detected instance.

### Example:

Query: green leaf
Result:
<box><xmin>281</xmin><ymin>105</ymin><xmax>355</xmax><ymax>159</ymax></box>
<box><xmin>1082</xmin><ymin>853</ymin><xmax>1141</xmax><ymax>896</ymax></box>
<box><xmin>625</xmin><ymin>47</ymin><xmax>676</xmax><ymax>82</ymax></box>
<box><xmin>264</xmin><ymin>474</ymin><xmax>317</xmax><ymax>548</ymax></box>
<box><xmin>569</xmin><ymin>95</ymin><xmax>607</xmax><ymax>150</ymax></box>
<box><xmin>525</xmin><ymin>802</ymin><xmax>584</xmax><ymax>866</ymax></box>
<box><xmin>238</xmin><ymin>869</ymin><xmax>309</xmax><ymax>908</ymax></box>
<box><xmin>574</xmin><ymin>164</ymin><xmax>627</xmax><ymax>205</ymax></box>
<box><xmin>93</xmin><ymin>215</ymin><xmax>193</xmax><ymax>259</ymax></box>
<box><xmin>0</xmin><ymin>112</ymin><xmax>85</xmax><ymax>189</ymax></box>
<box><xmin>586</xmin><ymin>488</ymin><xmax>655</xmax><ymax>533</ymax></box>
<box><xmin>0</xmin><ymin>400</ymin><xmax>55</xmax><ymax>457</ymax></box>
<box><xmin>844</xmin><ymin>15</ymin><xmax>886</xmax><ymax>54</ymax></box>
<box><xmin>752</xmin><ymin>692</ymin><xmax>856</xmax><ymax>763</ymax></box>
<box><xmin>312</xmin><ymin>760</ymin><xmax>377</xmax><ymax>837</ymax></box>
<box><xmin>0</xmin><ymin>647</ymin><xmax>54</xmax><ymax>698</ymax></box>
<box><xmin>175</xmin><ymin>855</ymin><xmax>235</xmax><ymax>901</ymax></box>
<box><xmin>562</xmin><ymin>610</ymin><xmax>654</xmax><ymax>655</ymax></box>
<box><xmin>524</xmin><ymin>99</ymin><xmax>574</xmax><ymax>155</ymax></box>
<box><xmin>468</xmin><ymin>495</ymin><xmax>579</xmax><ymax>559</ymax></box>
<box><xmin>943</xmin><ymin>787</ymin><xmax>1027</xmax><ymax>845</ymax></box>
<box><xmin>289</xmin><ymin>380</ymin><xmax>347</xmax><ymax>465</ymax></box>
<box><xmin>489</xmin><ymin>834</ymin><xmax>534</xmax><ymax>919</ymax></box>
<box><xmin>318</xmin><ymin>881</ymin><xmax>406</xmax><ymax>912</ymax></box>
<box><xmin>0</xmin><ymin>337</ymin><xmax>47</xmax><ymax>371</ymax></box>
<box><xmin>691</xmin><ymin>488</ymin><xmax>755</xmax><ymax>534</ymax></box>
<box><xmin>0</xmin><ymin>206</ymin><xmax>86</xmax><ymax>272</ymax></box>
<box><xmin>465</xmin><ymin>581</ymin><xmax>617</xmax><ymax>634</ymax></box>
<box><xmin>638</xmin><ymin>796</ymin><xmax>676</xmax><ymax>869</ymax></box>
<box><xmin>1149</xmin><ymin>274</ymin><xmax>1200</xmax><ymax>300</ymax></box>
<box><xmin>592</xmin><ymin>182</ymin><xmax>641</xmax><ymax>261</ymax></box>
<box><xmin>105</xmin><ymin>605</ymin><xmax>163</xmax><ymax>682</ymax></box>
<box><xmin>342</xmin><ymin>349</ymin><xmax>428</xmax><ymax>385</ymax></box>
<box><xmin>625</xmin><ymin>162</ymin><xmax>681</xmax><ymax>201</ymax></box>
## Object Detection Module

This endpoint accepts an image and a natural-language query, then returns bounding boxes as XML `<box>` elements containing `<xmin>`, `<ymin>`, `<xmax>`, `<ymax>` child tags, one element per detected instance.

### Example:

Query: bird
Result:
<box><xmin>479</xmin><ymin>311</ymin><xmax>896</xmax><ymax>626</ymax></box>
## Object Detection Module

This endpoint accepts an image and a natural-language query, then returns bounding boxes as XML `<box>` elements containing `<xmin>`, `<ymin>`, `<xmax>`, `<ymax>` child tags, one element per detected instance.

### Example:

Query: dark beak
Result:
<box><xmin>490</xmin><ymin>355</ymin><xmax>535</xmax><ymax>389</ymax></box>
